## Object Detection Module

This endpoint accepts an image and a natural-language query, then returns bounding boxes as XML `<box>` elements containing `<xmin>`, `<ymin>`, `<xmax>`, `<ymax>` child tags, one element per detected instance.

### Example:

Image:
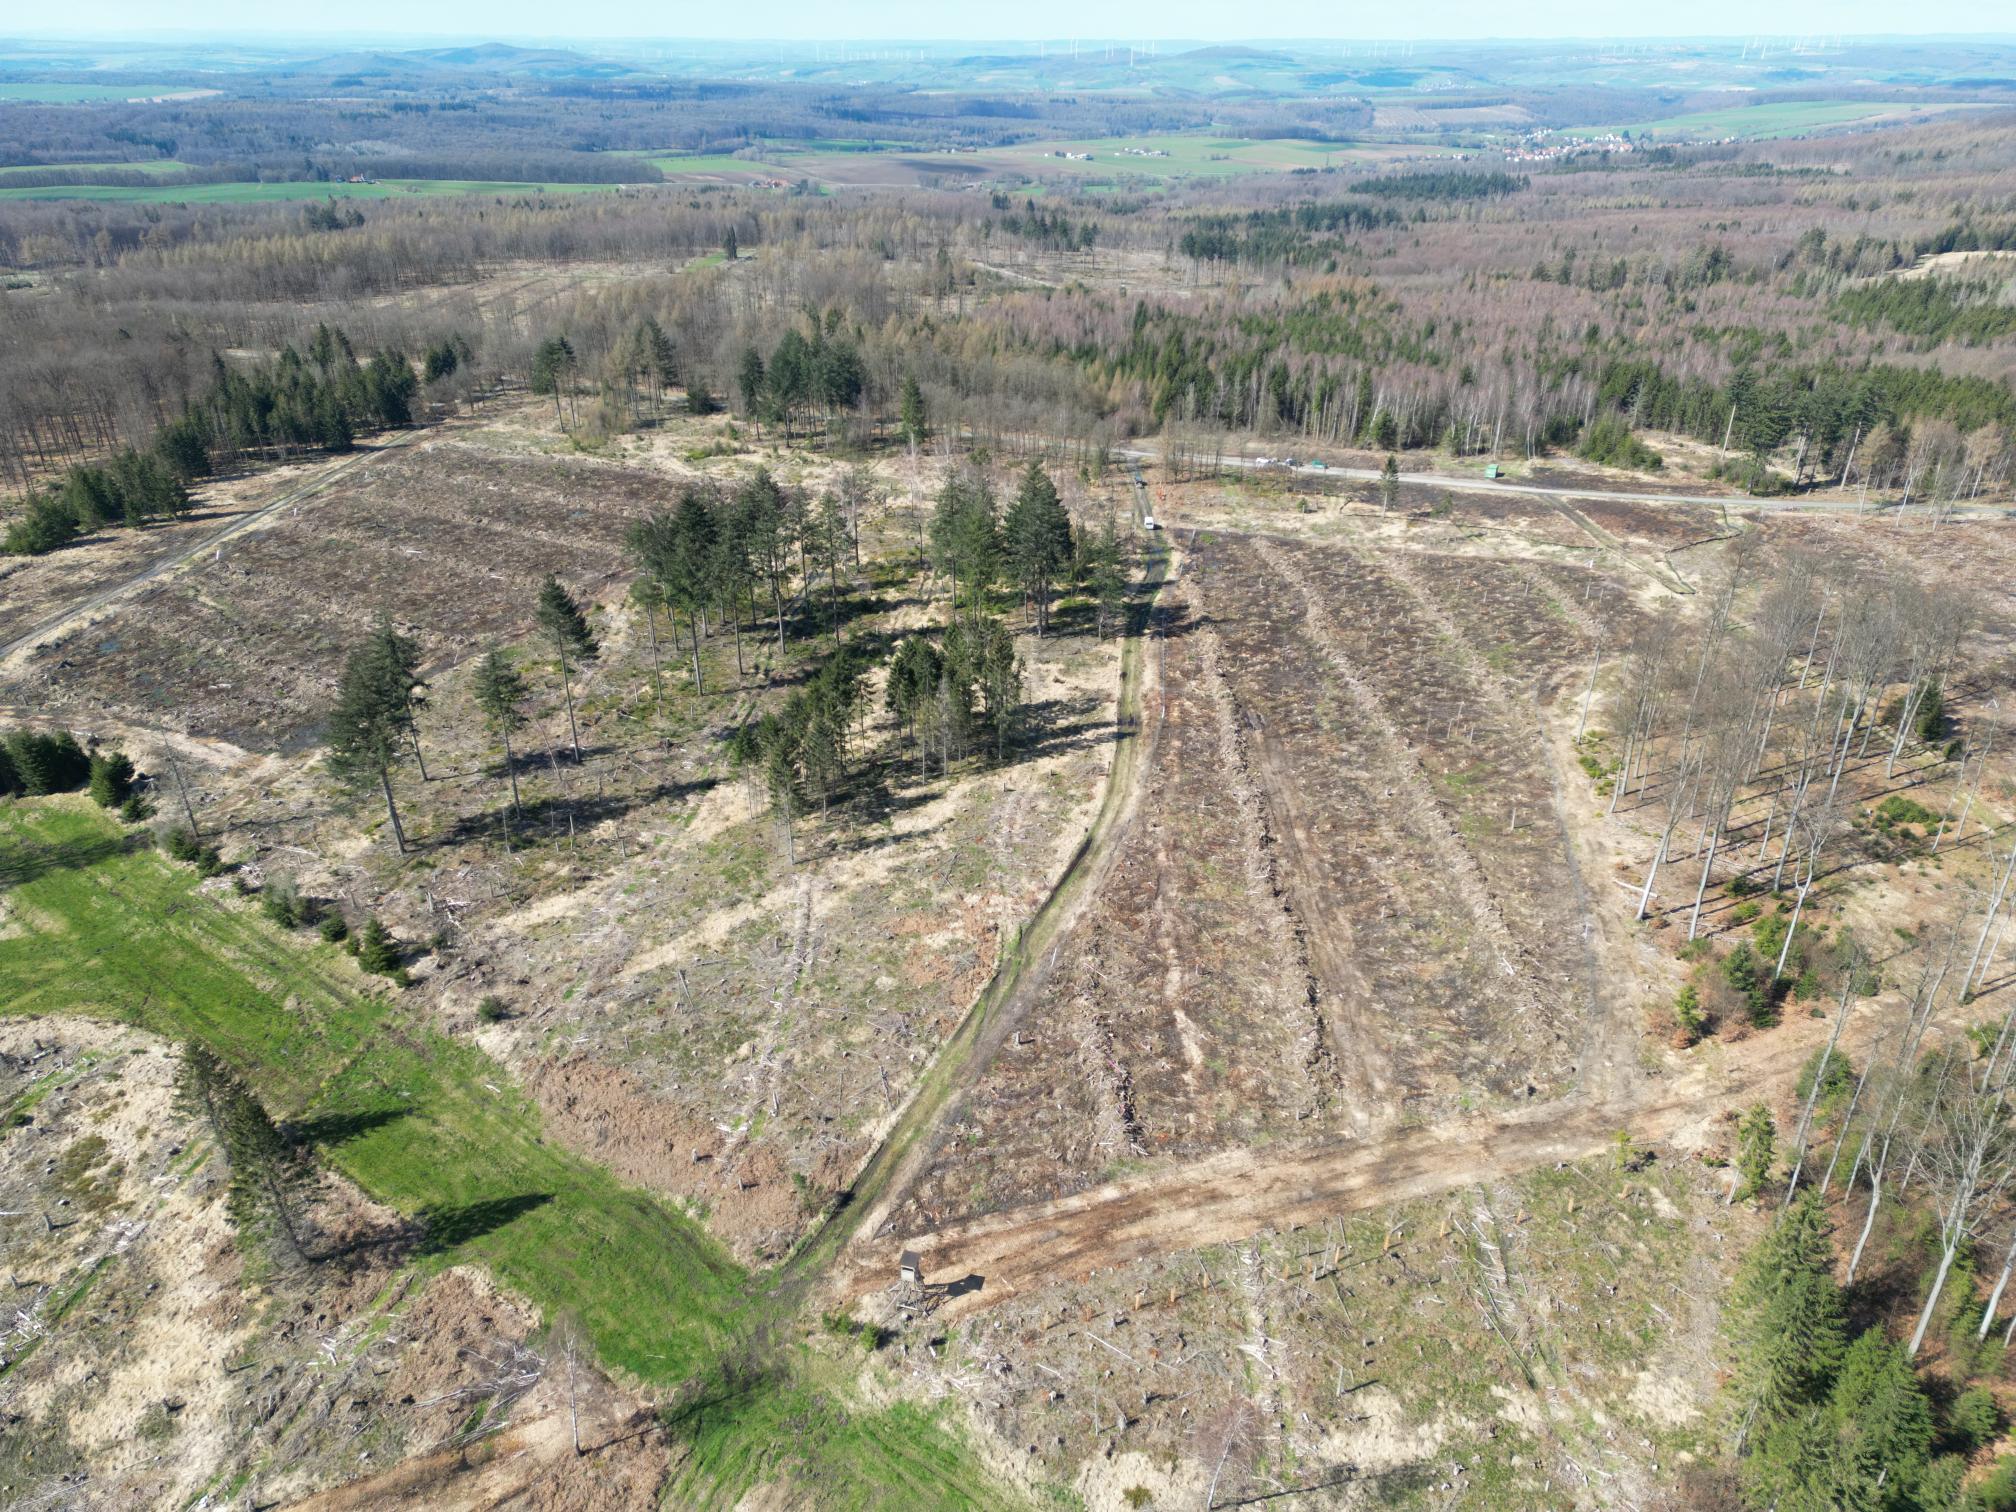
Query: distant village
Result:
<box><xmin>1502</xmin><ymin>130</ymin><xmax>1648</xmax><ymax>163</ymax></box>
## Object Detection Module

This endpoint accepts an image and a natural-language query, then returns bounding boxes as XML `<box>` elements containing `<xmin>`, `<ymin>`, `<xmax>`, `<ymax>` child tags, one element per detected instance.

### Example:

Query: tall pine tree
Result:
<box><xmin>326</xmin><ymin>626</ymin><xmax>420</xmax><ymax>852</ymax></box>
<box><xmin>174</xmin><ymin>1044</ymin><xmax>315</xmax><ymax>1264</ymax></box>
<box><xmin>472</xmin><ymin>646</ymin><xmax>529</xmax><ymax>815</ymax></box>
<box><xmin>534</xmin><ymin>576</ymin><xmax>598</xmax><ymax>763</ymax></box>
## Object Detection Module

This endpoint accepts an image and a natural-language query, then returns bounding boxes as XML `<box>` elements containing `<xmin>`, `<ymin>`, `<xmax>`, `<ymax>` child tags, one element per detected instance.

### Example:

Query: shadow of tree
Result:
<box><xmin>0</xmin><ymin>829</ymin><xmax>142</xmax><ymax>888</ymax></box>
<box><xmin>656</xmin><ymin>1350</ymin><xmax>785</xmax><ymax>1444</ymax></box>
<box><xmin>414</xmin><ymin>1192</ymin><xmax>555</xmax><ymax>1257</ymax></box>
<box><xmin>288</xmin><ymin>1105</ymin><xmax>410</xmax><ymax>1148</ymax></box>
<box><xmin>434</xmin><ymin>775</ymin><xmax>718</xmax><ymax>851</ymax></box>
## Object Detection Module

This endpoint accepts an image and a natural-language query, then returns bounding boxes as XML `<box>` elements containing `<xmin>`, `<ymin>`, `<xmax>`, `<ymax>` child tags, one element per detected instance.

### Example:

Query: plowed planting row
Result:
<box><xmin>4</xmin><ymin>440</ymin><xmax>669</xmax><ymax>747</ymax></box>
<box><xmin>889</xmin><ymin>531</ymin><xmax>1615</xmax><ymax>1236</ymax></box>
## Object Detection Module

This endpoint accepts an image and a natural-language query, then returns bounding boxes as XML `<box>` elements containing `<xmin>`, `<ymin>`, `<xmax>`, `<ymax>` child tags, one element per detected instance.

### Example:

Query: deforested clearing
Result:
<box><xmin>6</xmin><ymin>35</ymin><xmax>2016</xmax><ymax>1510</ymax></box>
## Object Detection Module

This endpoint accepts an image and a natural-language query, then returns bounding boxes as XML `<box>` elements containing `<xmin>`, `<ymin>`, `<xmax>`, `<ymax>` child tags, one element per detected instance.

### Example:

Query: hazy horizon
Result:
<box><xmin>9</xmin><ymin>3</ymin><xmax>2013</xmax><ymax>44</ymax></box>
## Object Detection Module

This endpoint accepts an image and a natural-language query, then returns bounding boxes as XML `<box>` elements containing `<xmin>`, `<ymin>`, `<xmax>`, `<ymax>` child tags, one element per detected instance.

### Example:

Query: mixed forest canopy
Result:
<box><xmin>6</xmin><ymin>106</ymin><xmax>2016</xmax><ymax>530</ymax></box>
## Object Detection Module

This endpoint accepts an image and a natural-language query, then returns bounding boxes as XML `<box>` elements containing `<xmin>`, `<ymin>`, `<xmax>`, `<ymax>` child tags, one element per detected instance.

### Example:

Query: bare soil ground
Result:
<box><xmin>854</xmin><ymin>1148</ymin><xmax>1742</xmax><ymax>1510</ymax></box>
<box><xmin>0</xmin><ymin>400</ymin><xmax>1141</xmax><ymax>1269</ymax></box>
<box><xmin>883</xmin><ymin>519</ymin><xmax>1652</xmax><ymax>1238</ymax></box>
<box><xmin>814</xmin><ymin>485</ymin><xmax>2016</xmax><ymax>1505</ymax></box>
<box><xmin>0</xmin><ymin>435</ymin><xmax>674</xmax><ymax>749</ymax></box>
<box><xmin>0</xmin><ymin>443</ymin><xmax>404</xmax><ymax>655</ymax></box>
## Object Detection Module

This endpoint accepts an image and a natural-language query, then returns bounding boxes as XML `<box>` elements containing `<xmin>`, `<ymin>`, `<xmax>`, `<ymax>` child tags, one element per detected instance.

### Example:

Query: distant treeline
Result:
<box><xmin>343</xmin><ymin>154</ymin><xmax>660</xmax><ymax>185</ymax></box>
<box><xmin>1347</xmin><ymin>170</ymin><xmax>1528</xmax><ymax>199</ymax></box>
<box><xmin>0</xmin><ymin>154</ymin><xmax>660</xmax><ymax>190</ymax></box>
<box><xmin>1835</xmin><ymin>277</ymin><xmax>2016</xmax><ymax>346</ymax></box>
<box><xmin>0</xmin><ymin>164</ymin><xmax>238</xmax><ymax>190</ymax></box>
<box><xmin>4</xmin><ymin>325</ymin><xmax>434</xmax><ymax>555</ymax></box>
<box><xmin>1177</xmin><ymin>200</ymin><xmax>1403</xmax><ymax>265</ymax></box>
<box><xmin>992</xmin><ymin>200</ymin><xmax>1098</xmax><ymax>252</ymax></box>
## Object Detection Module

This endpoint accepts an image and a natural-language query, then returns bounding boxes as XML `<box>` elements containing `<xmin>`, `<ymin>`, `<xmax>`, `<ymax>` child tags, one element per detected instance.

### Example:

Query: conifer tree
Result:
<box><xmin>1728</xmin><ymin>1191</ymin><xmax>1847</xmax><ymax>1434</ymax></box>
<box><xmin>2</xmin><ymin>488</ymin><xmax>81</xmax><ymax>555</ymax></box>
<box><xmin>4</xmin><ymin>730</ymin><xmax>90</xmax><ymax>795</ymax></box>
<box><xmin>1086</xmin><ymin>516</ymin><xmax>1127</xmax><ymax>639</ymax></box>
<box><xmin>886</xmin><ymin>636</ymin><xmax>944</xmax><ymax>752</ymax></box>
<box><xmin>529</xmin><ymin>336</ymin><xmax>577</xmax><ymax>426</ymax></box>
<box><xmin>899</xmin><ymin>374</ymin><xmax>928</xmax><ymax>448</ymax></box>
<box><xmin>976</xmin><ymin>618</ymin><xmax>1023</xmax><ymax>760</ymax></box>
<box><xmin>1828</xmin><ymin>1329</ymin><xmax>1933</xmax><ymax>1503</ymax></box>
<box><xmin>472</xmin><ymin>646</ymin><xmax>529</xmax><ymax>814</ymax></box>
<box><xmin>174</xmin><ymin>1044</ymin><xmax>315</xmax><ymax>1263</ymax></box>
<box><xmin>628</xmin><ymin>493</ymin><xmax>718</xmax><ymax>693</ymax></box>
<box><xmin>1737</xmin><ymin>1103</ymin><xmax>1777</xmax><ymax>1202</ymax></box>
<box><xmin>669</xmin><ymin>492</ymin><xmax>719</xmax><ymax>689</ymax></box>
<box><xmin>737</xmin><ymin>347</ymin><xmax>767</xmax><ymax>421</ymax></box>
<box><xmin>534</xmin><ymin>576</ymin><xmax>598</xmax><ymax>763</ymax></box>
<box><xmin>366</xmin><ymin>617</ymin><xmax>429</xmax><ymax>780</ymax></box>
<box><xmin>356</xmin><ymin>916</ymin><xmax>401</xmax><ymax>977</ymax></box>
<box><xmin>931</xmin><ymin>472</ymin><xmax>999</xmax><ymax>620</ymax></box>
<box><xmin>87</xmin><ymin>749</ymin><xmax>135</xmax><ymax>808</ymax></box>
<box><xmin>326</xmin><ymin>628</ymin><xmax>420</xmax><ymax>853</ymax></box>
<box><xmin>1002</xmin><ymin>462</ymin><xmax>1074</xmax><ymax>636</ymax></box>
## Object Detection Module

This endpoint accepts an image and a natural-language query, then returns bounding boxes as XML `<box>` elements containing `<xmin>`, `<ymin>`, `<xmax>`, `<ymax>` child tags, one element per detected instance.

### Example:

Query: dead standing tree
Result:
<box><xmin>1844</xmin><ymin>921</ymin><xmax>1970</xmax><ymax>1283</ymax></box>
<box><xmin>1884</xmin><ymin>584</ymin><xmax>1974</xmax><ymax>780</ymax></box>
<box><xmin>1909</xmin><ymin>1050</ymin><xmax>2016</xmax><ymax>1358</ymax></box>
<box><xmin>1771</xmin><ymin>782</ymin><xmax>1844</xmax><ymax>984</ymax></box>
<box><xmin>1606</xmin><ymin>623</ymin><xmax>1675</xmax><ymax>820</ymax></box>
<box><xmin>1635</xmin><ymin>739</ymin><xmax>1702</xmax><ymax>922</ymax></box>
<box><xmin>1685</xmin><ymin>663</ymin><xmax>1770</xmax><ymax>940</ymax></box>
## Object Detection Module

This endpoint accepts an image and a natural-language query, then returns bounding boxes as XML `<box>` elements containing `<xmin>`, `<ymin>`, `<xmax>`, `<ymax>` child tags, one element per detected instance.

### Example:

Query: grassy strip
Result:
<box><xmin>0</xmin><ymin>799</ymin><xmax>1012</xmax><ymax>1504</ymax></box>
<box><xmin>663</xmin><ymin>1352</ymin><xmax>1007</xmax><ymax>1508</ymax></box>
<box><xmin>0</xmin><ymin>798</ymin><xmax>742</xmax><ymax>1379</ymax></box>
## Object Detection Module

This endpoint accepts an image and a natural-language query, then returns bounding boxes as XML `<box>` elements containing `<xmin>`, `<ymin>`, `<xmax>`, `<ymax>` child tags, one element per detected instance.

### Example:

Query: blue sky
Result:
<box><xmin>29</xmin><ymin>3</ymin><xmax>2015</xmax><ymax>41</ymax></box>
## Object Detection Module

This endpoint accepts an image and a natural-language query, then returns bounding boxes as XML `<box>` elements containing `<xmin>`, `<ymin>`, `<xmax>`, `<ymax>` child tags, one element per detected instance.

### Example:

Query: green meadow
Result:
<box><xmin>0</xmin><ymin>799</ymin><xmax>1008</xmax><ymax>1507</ymax></box>
<box><xmin>1575</xmin><ymin>100</ymin><xmax>1965</xmax><ymax>142</ymax></box>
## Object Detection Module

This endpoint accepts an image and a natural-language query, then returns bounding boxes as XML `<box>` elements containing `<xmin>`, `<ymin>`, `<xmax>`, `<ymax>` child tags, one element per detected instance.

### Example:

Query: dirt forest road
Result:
<box><xmin>833</xmin><ymin>1006</ymin><xmax>1886</xmax><ymax>1319</ymax></box>
<box><xmin>1116</xmin><ymin>445</ymin><xmax>2011</xmax><ymax>520</ymax></box>
<box><xmin>775</xmin><ymin>534</ymin><xmax>1177</xmax><ymax>1301</ymax></box>
<box><xmin>0</xmin><ymin>430</ymin><xmax>420</xmax><ymax>666</ymax></box>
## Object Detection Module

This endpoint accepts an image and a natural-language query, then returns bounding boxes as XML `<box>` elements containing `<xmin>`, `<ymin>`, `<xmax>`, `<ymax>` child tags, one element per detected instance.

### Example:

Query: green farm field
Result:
<box><xmin>0</xmin><ymin>798</ymin><xmax>1006</xmax><ymax>1508</ymax></box>
<box><xmin>981</xmin><ymin>133</ymin><xmax>1343</xmax><ymax>173</ymax></box>
<box><xmin>1575</xmin><ymin>99</ymin><xmax>1977</xmax><ymax>141</ymax></box>
<box><xmin>638</xmin><ymin>151</ymin><xmax>796</xmax><ymax>178</ymax></box>
<box><xmin>639</xmin><ymin>133</ymin><xmax>1436</xmax><ymax>190</ymax></box>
